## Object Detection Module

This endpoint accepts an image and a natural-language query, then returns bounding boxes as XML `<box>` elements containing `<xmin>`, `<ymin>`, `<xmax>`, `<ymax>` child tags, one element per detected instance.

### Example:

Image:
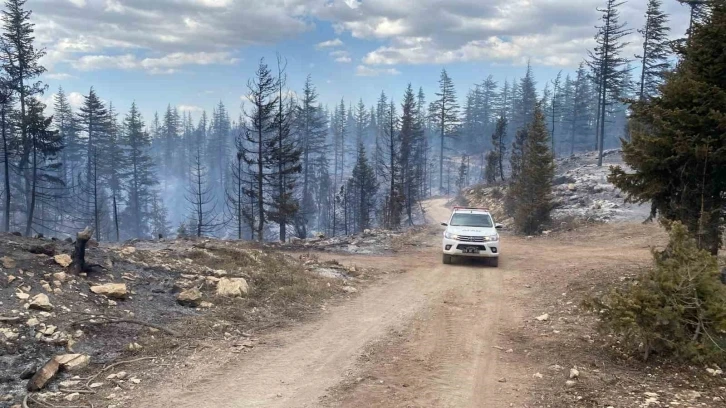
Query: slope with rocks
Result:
<box><xmin>0</xmin><ymin>233</ymin><xmax>380</xmax><ymax>408</ymax></box>
<box><xmin>463</xmin><ymin>149</ymin><xmax>651</xmax><ymax>227</ymax></box>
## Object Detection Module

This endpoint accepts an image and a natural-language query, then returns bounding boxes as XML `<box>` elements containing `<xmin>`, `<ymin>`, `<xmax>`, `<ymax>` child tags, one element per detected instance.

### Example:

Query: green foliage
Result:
<box><xmin>484</xmin><ymin>151</ymin><xmax>498</xmax><ymax>185</ymax></box>
<box><xmin>609</xmin><ymin>2</ymin><xmax>726</xmax><ymax>254</ymax></box>
<box><xmin>506</xmin><ymin>104</ymin><xmax>555</xmax><ymax>234</ymax></box>
<box><xmin>588</xmin><ymin>222</ymin><xmax>726</xmax><ymax>363</ymax></box>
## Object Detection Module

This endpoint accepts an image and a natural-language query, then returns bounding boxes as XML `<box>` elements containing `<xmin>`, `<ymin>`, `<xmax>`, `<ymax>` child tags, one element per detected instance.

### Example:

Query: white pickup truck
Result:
<box><xmin>441</xmin><ymin>207</ymin><xmax>502</xmax><ymax>267</ymax></box>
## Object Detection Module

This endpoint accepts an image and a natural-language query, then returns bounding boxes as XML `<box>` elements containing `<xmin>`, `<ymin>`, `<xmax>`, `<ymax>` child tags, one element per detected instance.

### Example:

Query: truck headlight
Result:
<box><xmin>484</xmin><ymin>234</ymin><xmax>499</xmax><ymax>241</ymax></box>
<box><xmin>444</xmin><ymin>232</ymin><xmax>460</xmax><ymax>240</ymax></box>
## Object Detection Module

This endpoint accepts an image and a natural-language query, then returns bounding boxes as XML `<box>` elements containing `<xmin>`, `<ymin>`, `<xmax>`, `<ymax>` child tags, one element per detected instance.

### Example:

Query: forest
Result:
<box><xmin>0</xmin><ymin>0</ymin><xmax>693</xmax><ymax>242</ymax></box>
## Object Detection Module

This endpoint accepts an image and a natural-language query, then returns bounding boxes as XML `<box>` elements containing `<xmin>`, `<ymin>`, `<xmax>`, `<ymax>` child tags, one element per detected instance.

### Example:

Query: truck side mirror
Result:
<box><xmin>495</xmin><ymin>223</ymin><xmax>504</xmax><ymax>229</ymax></box>
<box><xmin>441</xmin><ymin>222</ymin><xmax>448</xmax><ymax>227</ymax></box>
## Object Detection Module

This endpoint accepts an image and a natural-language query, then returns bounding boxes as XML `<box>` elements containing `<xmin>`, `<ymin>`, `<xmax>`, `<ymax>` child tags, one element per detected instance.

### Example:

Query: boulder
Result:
<box><xmin>176</xmin><ymin>288</ymin><xmax>202</xmax><ymax>307</ymax></box>
<box><xmin>90</xmin><ymin>283</ymin><xmax>128</xmax><ymax>299</ymax></box>
<box><xmin>53</xmin><ymin>254</ymin><xmax>72</xmax><ymax>268</ymax></box>
<box><xmin>29</xmin><ymin>294</ymin><xmax>53</xmax><ymax>311</ymax></box>
<box><xmin>1</xmin><ymin>256</ymin><xmax>15</xmax><ymax>269</ymax></box>
<box><xmin>216</xmin><ymin>278</ymin><xmax>249</xmax><ymax>297</ymax></box>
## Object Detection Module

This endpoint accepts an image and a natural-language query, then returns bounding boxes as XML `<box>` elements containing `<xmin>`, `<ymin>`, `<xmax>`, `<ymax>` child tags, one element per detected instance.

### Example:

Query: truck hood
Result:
<box><xmin>446</xmin><ymin>225</ymin><xmax>497</xmax><ymax>236</ymax></box>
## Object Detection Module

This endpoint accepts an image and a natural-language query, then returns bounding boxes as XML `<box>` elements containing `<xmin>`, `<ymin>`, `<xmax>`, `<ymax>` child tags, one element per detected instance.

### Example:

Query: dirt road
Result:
<box><xmin>135</xmin><ymin>198</ymin><xmax>642</xmax><ymax>407</ymax></box>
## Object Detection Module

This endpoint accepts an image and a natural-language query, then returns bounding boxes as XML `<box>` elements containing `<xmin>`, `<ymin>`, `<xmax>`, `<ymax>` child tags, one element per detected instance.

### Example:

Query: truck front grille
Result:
<box><xmin>458</xmin><ymin>236</ymin><xmax>485</xmax><ymax>242</ymax></box>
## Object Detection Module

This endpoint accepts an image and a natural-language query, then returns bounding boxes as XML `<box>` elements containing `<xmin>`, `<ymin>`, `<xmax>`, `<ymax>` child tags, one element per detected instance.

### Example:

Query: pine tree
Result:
<box><xmin>587</xmin><ymin>0</ymin><xmax>633</xmax><ymax>166</ymax></box>
<box><xmin>268</xmin><ymin>56</ymin><xmax>302</xmax><ymax>242</ymax></box>
<box><xmin>512</xmin><ymin>63</ymin><xmax>538</xmax><ymax>134</ymax></box>
<box><xmin>610</xmin><ymin>2</ymin><xmax>726</xmax><ymax>254</ymax></box>
<box><xmin>429</xmin><ymin>69</ymin><xmax>459</xmax><ymax>192</ymax></box>
<box><xmin>294</xmin><ymin>76</ymin><xmax>328</xmax><ymax>237</ymax></box>
<box><xmin>484</xmin><ymin>151</ymin><xmax>498</xmax><ymax>184</ymax></box>
<box><xmin>399</xmin><ymin>84</ymin><xmax>424</xmax><ymax>225</ymax></box>
<box><xmin>23</xmin><ymin>98</ymin><xmax>63</xmax><ymax>237</ymax></box>
<box><xmin>76</xmin><ymin>88</ymin><xmax>109</xmax><ymax>180</ymax></box>
<box><xmin>509</xmin><ymin>104</ymin><xmax>555</xmax><ymax>234</ymax></box>
<box><xmin>0</xmin><ymin>77</ymin><xmax>13</xmax><ymax>232</ymax></box>
<box><xmin>121</xmin><ymin>103</ymin><xmax>155</xmax><ymax>239</ymax></box>
<box><xmin>491</xmin><ymin>116</ymin><xmax>507</xmax><ymax>181</ymax></box>
<box><xmin>186</xmin><ymin>146</ymin><xmax>220</xmax><ymax>237</ymax></box>
<box><xmin>241</xmin><ymin>59</ymin><xmax>278</xmax><ymax>242</ymax></box>
<box><xmin>53</xmin><ymin>87</ymin><xmax>80</xmax><ymax>187</ymax></box>
<box><xmin>2</xmin><ymin>0</ymin><xmax>47</xmax><ymax>214</ymax></box>
<box><xmin>637</xmin><ymin>0</ymin><xmax>671</xmax><ymax>100</ymax></box>
<box><xmin>347</xmin><ymin>143</ymin><xmax>377</xmax><ymax>232</ymax></box>
<box><xmin>378</xmin><ymin>99</ymin><xmax>402</xmax><ymax>229</ymax></box>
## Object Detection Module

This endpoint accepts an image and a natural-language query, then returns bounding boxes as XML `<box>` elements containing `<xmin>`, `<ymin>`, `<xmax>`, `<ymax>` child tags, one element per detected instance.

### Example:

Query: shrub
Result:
<box><xmin>587</xmin><ymin>222</ymin><xmax>726</xmax><ymax>363</ymax></box>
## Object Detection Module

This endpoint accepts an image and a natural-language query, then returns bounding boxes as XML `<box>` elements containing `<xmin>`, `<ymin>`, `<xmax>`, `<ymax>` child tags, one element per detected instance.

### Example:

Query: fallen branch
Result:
<box><xmin>0</xmin><ymin>316</ymin><xmax>21</xmax><ymax>323</ymax></box>
<box><xmin>72</xmin><ymin>316</ymin><xmax>179</xmax><ymax>337</ymax></box>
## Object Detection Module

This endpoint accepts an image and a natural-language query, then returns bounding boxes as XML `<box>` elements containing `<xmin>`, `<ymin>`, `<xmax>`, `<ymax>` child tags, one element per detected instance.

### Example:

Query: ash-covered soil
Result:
<box><xmin>0</xmin><ymin>233</ymin><xmax>375</xmax><ymax>408</ymax></box>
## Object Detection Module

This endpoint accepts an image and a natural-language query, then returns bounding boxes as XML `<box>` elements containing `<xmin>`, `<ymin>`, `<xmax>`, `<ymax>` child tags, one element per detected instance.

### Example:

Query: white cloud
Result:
<box><xmin>68</xmin><ymin>92</ymin><xmax>84</xmax><ymax>109</ymax></box>
<box><xmin>67</xmin><ymin>0</ymin><xmax>86</xmax><ymax>7</ymax></box>
<box><xmin>355</xmin><ymin>65</ymin><xmax>400</xmax><ymax>77</ymax></box>
<box><xmin>318</xmin><ymin>0</ymin><xmax>691</xmax><ymax>68</ymax></box>
<box><xmin>329</xmin><ymin>50</ymin><xmax>352</xmax><ymax>63</ymax></box>
<box><xmin>315</xmin><ymin>38</ymin><xmax>344</xmax><ymax>49</ymax></box>
<box><xmin>45</xmin><ymin>72</ymin><xmax>75</xmax><ymax>80</ymax></box>
<box><xmin>71</xmin><ymin>52</ymin><xmax>238</xmax><ymax>73</ymax></box>
<box><xmin>178</xmin><ymin>104</ymin><xmax>204</xmax><ymax>113</ymax></box>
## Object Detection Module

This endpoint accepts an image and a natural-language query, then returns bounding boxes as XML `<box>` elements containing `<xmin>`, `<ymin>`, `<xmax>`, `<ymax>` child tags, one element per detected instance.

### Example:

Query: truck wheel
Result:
<box><xmin>489</xmin><ymin>257</ymin><xmax>499</xmax><ymax>267</ymax></box>
<box><xmin>443</xmin><ymin>254</ymin><xmax>453</xmax><ymax>264</ymax></box>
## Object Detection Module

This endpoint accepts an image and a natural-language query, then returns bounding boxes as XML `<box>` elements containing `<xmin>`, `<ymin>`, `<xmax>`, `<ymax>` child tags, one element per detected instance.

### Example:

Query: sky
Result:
<box><xmin>33</xmin><ymin>0</ymin><xmax>693</xmax><ymax>123</ymax></box>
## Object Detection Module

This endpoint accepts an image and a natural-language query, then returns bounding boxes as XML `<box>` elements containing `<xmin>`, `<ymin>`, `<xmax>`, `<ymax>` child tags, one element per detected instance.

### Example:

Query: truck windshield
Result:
<box><xmin>450</xmin><ymin>213</ymin><xmax>493</xmax><ymax>228</ymax></box>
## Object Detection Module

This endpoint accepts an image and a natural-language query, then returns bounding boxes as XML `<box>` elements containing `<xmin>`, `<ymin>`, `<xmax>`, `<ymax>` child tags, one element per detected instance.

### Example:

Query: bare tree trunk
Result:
<box><xmin>71</xmin><ymin>227</ymin><xmax>93</xmax><ymax>274</ymax></box>
<box><xmin>1</xmin><ymin>106</ymin><xmax>10</xmax><ymax>233</ymax></box>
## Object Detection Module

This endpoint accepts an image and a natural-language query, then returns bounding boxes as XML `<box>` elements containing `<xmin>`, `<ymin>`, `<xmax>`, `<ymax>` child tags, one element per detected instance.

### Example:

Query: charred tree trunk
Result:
<box><xmin>71</xmin><ymin>227</ymin><xmax>93</xmax><ymax>274</ymax></box>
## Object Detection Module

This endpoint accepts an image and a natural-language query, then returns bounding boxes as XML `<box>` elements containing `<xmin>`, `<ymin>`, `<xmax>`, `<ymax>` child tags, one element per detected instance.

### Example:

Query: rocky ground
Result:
<box><xmin>464</xmin><ymin>149</ymin><xmax>652</xmax><ymax>227</ymax></box>
<box><xmin>0</xmin><ymin>232</ymin><xmax>388</xmax><ymax>408</ymax></box>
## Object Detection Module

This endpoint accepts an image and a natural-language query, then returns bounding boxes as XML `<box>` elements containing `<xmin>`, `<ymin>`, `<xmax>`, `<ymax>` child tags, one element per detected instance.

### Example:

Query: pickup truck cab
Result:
<box><xmin>441</xmin><ymin>207</ymin><xmax>502</xmax><ymax>267</ymax></box>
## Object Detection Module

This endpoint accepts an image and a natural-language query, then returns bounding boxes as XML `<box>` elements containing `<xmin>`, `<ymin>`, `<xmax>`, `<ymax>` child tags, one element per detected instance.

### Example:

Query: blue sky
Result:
<box><xmin>34</xmin><ymin>0</ymin><xmax>692</xmax><ymax>124</ymax></box>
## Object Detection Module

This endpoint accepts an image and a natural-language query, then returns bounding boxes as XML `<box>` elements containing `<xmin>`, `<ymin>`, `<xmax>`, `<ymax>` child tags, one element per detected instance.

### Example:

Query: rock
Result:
<box><xmin>7</xmin><ymin>275</ymin><xmax>16</xmax><ymax>283</ymax></box>
<box><xmin>498</xmin><ymin>377</ymin><xmax>507</xmax><ymax>383</ymax></box>
<box><xmin>130</xmin><ymin>378</ymin><xmax>141</xmax><ymax>384</ymax></box>
<box><xmin>199</xmin><ymin>301</ymin><xmax>214</xmax><ymax>308</ymax></box>
<box><xmin>176</xmin><ymin>288</ymin><xmax>202</xmax><ymax>307</ymax></box>
<box><xmin>120</xmin><ymin>247</ymin><xmax>136</xmax><ymax>255</ymax></box>
<box><xmin>569</xmin><ymin>368</ymin><xmax>579</xmax><ymax>379</ymax></box>
<box><xmin>342</xmin><ymin>286</ymin><xmax>358</xmax><ymax>293</ymax></box>
<box><xmin>706</xmin><ymin>367</ymin><xmax>723</xmax><ymax>376</ymax></box>
<box><xmin>535</xmin><ymin>313</ymin><xmax>549</xmax><ymax>322</ymax></box>
<box><xmin>53</xmin><ymin>254</ymin><xmax>72</xmax><ymax>268</ymax></box>
<box><xmin>54</xmin><ymin>354</ymin><xmax>90</xmax><ymax>371</ymax></box>
<box><xmin>29</xmin><ymin>294</ymin><xmax>53</xmax><ymax>311</ymax></box>
<box><xmin>565</xmin><ymin>380</ymin><xmax>577</xmax><ymax>388</ymax></box>
<box><xmin>89</xmin><ymin>382</ymin><xmax>104</xmax><ymax>388</ymax></box>
<box><xmin>15</xmin><ymin>292</ymin><xmax>29</xmax><ymax>300</ymax></box>
<box><xmin>26</xmin><ymin>318</ymin><xmax>39</xmax><ymax>327</ymax></box>
<box><xmin>1</xmin><ymin>256</ymin><xmax>15</xmax><ymax>269</ymax></box>
<box><xmin>59</xmin><ymin>380</ymin><xmax>80</xmax><ymax>388</ymax></box>
<box><xmin>216</xmin><ymin>277</ymin><xmax>249</xmax><ymax>297</ymax></box>
<box><xmin>64</xmin><ymin>392</ymin><xmax>80</xmax><ymax>402</ymax></box>
<box><xmin>115</xmin><ymin>371</ymin><xmax>128</xmax><ymax>380</ymax></box>
<box><xmin>90</xmin><ymin>283</ymin><xmax>128</xmax><ymax>299</ymax></box>
<box><xmin>27</xmin><ymin>358</ymin><xmax>60</xmax><ymax>391</ymax></box>
<box><xmin>126</xmin><ymin>342</ymin><xmax>143</xmax><ymax>351</ymax></box>
<box><xmin>533</xmin><ymin>372</ymin><xmax>543</xmax><ymax>379</ymax></box>
<box><xmin>0</xmin><ymin>328</ymin><xmax>18</xmax><ymax>341</ymax></box>
<box><xmin>53</xmin><ymin>272</ymin><xmax>67</xmax><ymax>282</ymax></box>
